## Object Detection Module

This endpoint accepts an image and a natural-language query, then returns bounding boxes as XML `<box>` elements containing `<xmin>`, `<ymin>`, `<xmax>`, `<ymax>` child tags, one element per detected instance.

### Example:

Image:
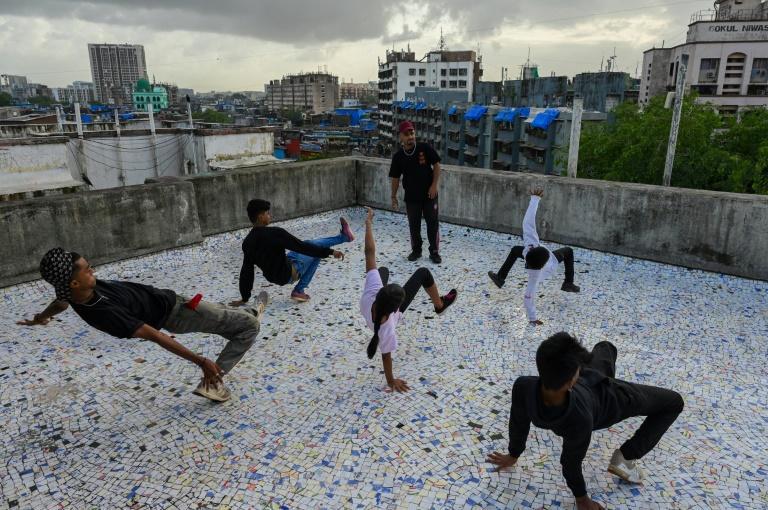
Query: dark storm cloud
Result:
<box><xmin>0</xmin><ymin>0</ymin><xmax>702</xmax><ymax>44</ymax></box>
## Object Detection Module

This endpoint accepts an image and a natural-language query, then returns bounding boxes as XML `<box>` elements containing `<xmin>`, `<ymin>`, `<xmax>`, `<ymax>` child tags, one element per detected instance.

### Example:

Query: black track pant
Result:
<box><xmin>405</xmin><ymin>198</ymin><xmax>440</xmax><ymax>255</ymax></box>
<box><xmin>378</xmin><ymin>266</ymin><xmax>435</xmax><ymax>313</ymax></box>
<box><xmin>589</xmin><ymin>341</ymin><xmax>685</xmax><ymax>461</ymax></box>
<box><xmin>496</xmin><ymin>246</ymin><xmax>575</xmax><ymax>284</ymax></box>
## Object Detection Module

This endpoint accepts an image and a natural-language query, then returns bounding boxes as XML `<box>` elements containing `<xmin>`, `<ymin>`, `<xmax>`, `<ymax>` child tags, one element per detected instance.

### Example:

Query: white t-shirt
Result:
<box><xmin>359</xmin><ymin>269</ymin><xmax>402</xmax><ymax>355</ymax></box>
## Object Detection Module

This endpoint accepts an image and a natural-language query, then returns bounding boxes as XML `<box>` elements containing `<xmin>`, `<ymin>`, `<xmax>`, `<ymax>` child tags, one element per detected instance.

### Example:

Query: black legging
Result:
<box><xmin>589</xmin><ymin>341</ymin><xmax>685</xmax><ymax>461</ymax></box>
<box><xmin>378</xmin><ymin>266</ymin><xmax>435</xmax><ymax>313</ymax></box>
<box><xmin>496</xmin><ymin>245</ymin><xmax>574</xmax><ymax>284</ymax></box>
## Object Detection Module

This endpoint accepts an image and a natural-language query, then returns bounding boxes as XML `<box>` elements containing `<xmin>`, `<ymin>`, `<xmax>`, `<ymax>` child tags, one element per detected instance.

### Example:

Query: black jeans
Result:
<box><xmin>405</xmin><ymin>198</ymin><xmax>440</xmax><ymax>255</ymax></box>
<box><xmin>496</xmin><ymin>246</ymin><xmax>575</xmax><ymax>284</ymax></box>
<box><xmin>589</xmin><ymin>341</ymin><xmax>685</xmax><ymax>461</ymax></box>
<box><xmin>378</xmin><ymin>266</ymin><xmax>435</xmax><ymax>313</ymax></box>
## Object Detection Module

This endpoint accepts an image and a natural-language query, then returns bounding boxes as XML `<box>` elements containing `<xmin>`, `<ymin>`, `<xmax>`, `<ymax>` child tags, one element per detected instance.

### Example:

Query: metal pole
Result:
<box><xmin>186</xmin><ymin>96</ymin><xmax>198</xmax><ymax>174</ymax></box>
<box><xmin>55</xmin><ymin>105</ymin><xmax>64</xmax><ymax>132</ymax></box>
<box><xmin>147</xmin><ymin>103</ymin><xmax>159</xmax><ymax>176</ymax></box>
<box><xmin>567</xmin><ymin>97</ymin><xmax>584</xmax><ymax>178</ymax></box>
<box><xmin>147</xmin><ymin>102</ymin><xmax>156</xmax><ymax>136</ymax></box>
<box><xmin>74</xmin><ymin>102</ymin><xmax>83</xmax><ymax>138</ymax></box>
<box><xmin>114</xmin><ymin>107</ymin><xmax>121</xmax><ymax>137</ymax></box>
<box><xmin>663</xmin><ymin>55</ymin><xmax>688</xmax><ymax>187</ymax></box>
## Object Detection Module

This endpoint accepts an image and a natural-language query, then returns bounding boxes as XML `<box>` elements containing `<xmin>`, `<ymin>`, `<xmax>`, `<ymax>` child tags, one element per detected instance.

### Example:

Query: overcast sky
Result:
<box><xmin>0</xmin><ymin>0</ymin><xmax>706</xmax><ymax>91</ymax></box>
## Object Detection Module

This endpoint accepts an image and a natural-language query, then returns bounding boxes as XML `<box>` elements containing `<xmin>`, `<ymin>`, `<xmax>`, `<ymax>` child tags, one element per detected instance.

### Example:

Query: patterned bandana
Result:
<box><xmin>39</xmin><ymin>247</ymin><xmax>75</xmax><ymax>302</ymax></box>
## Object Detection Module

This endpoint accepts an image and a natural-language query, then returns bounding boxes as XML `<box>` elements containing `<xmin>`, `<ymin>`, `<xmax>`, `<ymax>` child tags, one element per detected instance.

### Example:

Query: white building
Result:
<box><xmin>640</xmin><ymin>0</ymin><xmax>768</xmax><ymax>115</ymax></box>
<box><xmin>51</xmin><ymin>81</ymin><xmax>96</xmax><ymax>105</ymax></box>
<box><xmin>378</xmin><ymin>48</ymin><xmax>483</xmax><ymax>141</ymax></box>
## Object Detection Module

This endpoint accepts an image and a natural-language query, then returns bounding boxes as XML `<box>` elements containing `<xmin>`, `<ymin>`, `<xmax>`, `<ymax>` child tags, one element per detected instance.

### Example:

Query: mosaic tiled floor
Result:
<box><xmin>1</xmin><ymin>207</ymin><xmax>767</xmax><ymax>510</ymax></box>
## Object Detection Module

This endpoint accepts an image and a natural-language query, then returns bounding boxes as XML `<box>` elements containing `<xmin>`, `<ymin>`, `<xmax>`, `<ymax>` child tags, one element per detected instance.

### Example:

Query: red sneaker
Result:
<box><xmin>436</xmin><ymin>289</ymin><xmax>458</xmax><ymax>315</ymax></box>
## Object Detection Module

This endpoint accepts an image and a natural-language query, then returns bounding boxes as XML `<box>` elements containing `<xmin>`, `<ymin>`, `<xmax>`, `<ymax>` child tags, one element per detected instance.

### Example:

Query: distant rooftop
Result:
<box><xmin>1</xmin><ymin>208</ymin><xmax>765</xmax><ymax>509</ymax></box>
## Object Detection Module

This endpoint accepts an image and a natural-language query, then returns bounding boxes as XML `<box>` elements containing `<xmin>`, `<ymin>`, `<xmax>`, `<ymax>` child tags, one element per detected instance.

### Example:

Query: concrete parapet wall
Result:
<box><xmin>183</xmin><ymin>157</ymin><xmax>357</xmax><ymax>236</ymax></box>
<box><xmin>356</xmin><ymin>157</ymin><xmax>768</xmax><ymax>281</ymax></box>
<box><xmin>0</xmin><ymin>181</ymin><xmax>202</xmax><ymax>287</ymax></box>
<box><xmin>2</xmin><ymin>157</ymin><xmax>767</xmax><ymax>287</ymax></box>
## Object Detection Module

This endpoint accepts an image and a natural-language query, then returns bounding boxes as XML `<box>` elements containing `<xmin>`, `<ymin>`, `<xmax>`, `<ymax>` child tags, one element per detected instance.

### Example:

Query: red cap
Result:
<box><xmin>398</xmin><ymin>120</ymin><xmax>415</xmax><ymax>134</ymax></box>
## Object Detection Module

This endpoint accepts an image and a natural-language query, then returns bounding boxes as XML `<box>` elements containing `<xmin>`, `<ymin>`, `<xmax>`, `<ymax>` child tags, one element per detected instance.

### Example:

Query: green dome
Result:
<box><xmin>135</xmin><ymin>78</ymin><xmax>151</xmax><ymax>92</ymax></box>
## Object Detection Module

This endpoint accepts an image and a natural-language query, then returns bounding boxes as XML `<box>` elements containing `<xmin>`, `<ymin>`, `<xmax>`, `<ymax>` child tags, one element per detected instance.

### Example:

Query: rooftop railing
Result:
<box><xmin>691</xmin><ymin>7</ymin><xmax>768</xmax><ymax>23</ymax></box>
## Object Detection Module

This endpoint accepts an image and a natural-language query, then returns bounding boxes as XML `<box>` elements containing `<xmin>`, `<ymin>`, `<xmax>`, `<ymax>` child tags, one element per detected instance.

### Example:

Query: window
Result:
<box><xmin>750</xmin><ymin>58</ymin><xmax>768</xmax><ymax>83</ymax></box>
<box><xmin>410</xmin><ymin>81</ymin><xmax>415</xmax><ymax>86</ymax></box>
<box><xmin>418</xmin><ymin>81</ymin><xmax>425</xmax><ymax>86</ymax></box>
<box><xmin>419</xmin><ymin>69</ymin><xmax>426</xmax><ymax>76</ymax></box>
<box><xmin>698</xmin><ymin>58</ymin><xmax>720</xmax><ymax>83</ymax></box>
<box><xmin>459</xmin><ymin>68</ymin><xmax>468</xmax><ymax>76</ymax></box>
<box><xmin>409</xmin><ymin>68</ymin><xmax>416</xmax><ymax>76</ymax></box>
<box><xmin>440</xmin><ymin>69</ymin><xmax>446</xmax><ymax>76</ymax></box>
<box><xmin>440</xmin><ymin>80</ymin><xmax>446</xmax><ymax>87</ymax></box>
<box><xmin>449</xmin><ymin>80</ymin><xmax>458</xmax><ymax>88</ymax></box>
<box><xmin>449</xmin><ymin>69</ymin><xmax>458</xmax><ymax>76</ymax></box>
<box><xmin>669</xmin><ymin>62</ymin><xmax>675</xmax><ymax>77</ymax></box>
<box><xmin>459</xmin><ymin>80</ymin><xmax>467</xmax><ymax>88</ymax></box>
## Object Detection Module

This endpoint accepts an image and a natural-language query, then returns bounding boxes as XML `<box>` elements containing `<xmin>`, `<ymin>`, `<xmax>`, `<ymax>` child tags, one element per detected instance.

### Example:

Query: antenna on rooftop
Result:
<box><xmin>606</xmin><ymin>47</ymin><xmax>617</xmax><ymax>72</ymax></box>
<box><xmin>439</xmin><ymin>26</ymin><xmax>446</xmax><ymax>51</ymax></box>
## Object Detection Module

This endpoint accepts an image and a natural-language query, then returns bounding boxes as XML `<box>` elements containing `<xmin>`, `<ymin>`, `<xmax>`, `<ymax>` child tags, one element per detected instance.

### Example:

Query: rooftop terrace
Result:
<box><xmin>2</xmin><ymin>208</ymin><xmax>766</xmax><ymax>509</ymax></box>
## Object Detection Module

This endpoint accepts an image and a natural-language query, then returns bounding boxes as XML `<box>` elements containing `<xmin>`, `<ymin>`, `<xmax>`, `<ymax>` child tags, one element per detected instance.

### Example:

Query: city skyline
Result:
<box><xmin>0</xmin><ymin>0</ymin><xmax>704</xmax><ymax>91</ymax></box>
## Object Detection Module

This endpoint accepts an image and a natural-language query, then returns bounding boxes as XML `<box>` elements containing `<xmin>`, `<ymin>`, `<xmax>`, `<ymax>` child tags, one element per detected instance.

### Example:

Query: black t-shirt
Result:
<box><xmin>389</xmin><ymin>142</ymin><xmax>441</xmax><ymax>203</ymax></box>
<box><xmin>239</xmin><ymin>226</ymin><xmax>334</xmax><ymax>301</ymax></box>
<box><xmin>71</xmin><ymin>280</ymin><xmax>177</xmax><ymax>339</ymax></box>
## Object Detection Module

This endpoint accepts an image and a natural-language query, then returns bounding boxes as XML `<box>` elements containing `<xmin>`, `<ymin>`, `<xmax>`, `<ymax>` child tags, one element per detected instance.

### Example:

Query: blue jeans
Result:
<box><xmin>286</xmin><ymin>234</ymin><xmax>347</xmax><ymax>293</ymax></box>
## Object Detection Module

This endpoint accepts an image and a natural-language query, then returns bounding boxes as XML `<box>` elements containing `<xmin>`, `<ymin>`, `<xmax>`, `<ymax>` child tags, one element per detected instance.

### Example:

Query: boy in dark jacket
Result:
<box><xmin>486</xmin><ymin>333</ymin><xmax>684</xmax><ymax>510</ymax></box>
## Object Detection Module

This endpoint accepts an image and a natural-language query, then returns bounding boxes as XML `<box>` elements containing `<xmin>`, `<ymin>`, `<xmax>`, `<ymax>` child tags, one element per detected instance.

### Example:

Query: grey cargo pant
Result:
<box><xmin>163</xmin><ymin>296</ymin><xmax>260</xmax><ymax>373</ymax></box>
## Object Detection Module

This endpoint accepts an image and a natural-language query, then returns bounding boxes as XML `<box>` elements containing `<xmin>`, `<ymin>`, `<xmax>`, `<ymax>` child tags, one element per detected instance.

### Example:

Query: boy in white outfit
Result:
<box><xmin>488</xmin><ymin>189</ymin><xmax>580</xmax><ymax>325</ymax></box>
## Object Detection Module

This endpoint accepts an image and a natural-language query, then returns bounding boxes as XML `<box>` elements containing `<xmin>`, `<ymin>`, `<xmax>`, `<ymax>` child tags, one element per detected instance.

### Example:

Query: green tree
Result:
<box><xmin>28</xmin><ymin>95</ymin><xmax>54</xmax><ymax>106</ymax></box>
<box><xmin>578</xmin><ymin>95</ymin><xmax>768</xmax><ymax>194</ymax></box>
<box><xmin>0</xmin><ymin>91</ymin><xmax>11</xmax><ymax>106</ymax></box>
<box><xmin>192</xmin><ymin>109</ymin><xmax>232</xmax><ymax>123</ymax></box>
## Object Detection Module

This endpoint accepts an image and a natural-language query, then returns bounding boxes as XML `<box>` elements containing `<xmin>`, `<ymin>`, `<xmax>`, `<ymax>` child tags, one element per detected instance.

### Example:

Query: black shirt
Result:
<box><xmin>239</xmin><ymin>226</ymin><xmax>333</xmax><ymax>301</ymax></box>
<box><xmin>389</xmin><ymin>142</ymin><xmax>441</xmax><ymax>203</ymax></box>
<box><xmin>507</xmin><ymin>370</ymin><xmax>629</xmax><ymax>498</ymax></box>
<box><xmin>71</xmin><ymin>280</ymin><xmax>177</xmax><ymax>339</ymax></box>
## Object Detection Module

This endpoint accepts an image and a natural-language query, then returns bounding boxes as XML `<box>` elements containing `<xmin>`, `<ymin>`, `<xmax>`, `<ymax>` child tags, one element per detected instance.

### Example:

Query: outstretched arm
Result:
<box><xmin>17</xmin><ymin>299</ymin><xmax>69</xmax><ymax>326</ymax></box>
<box><xmin>133</xmin><ymin>324</ymin><xmax>224</xmax><ymax>388</ymax></box>
<box><xmin>522</xmin><ymin>189</ymin><xmax>544</xmax><ymax>247</ymax></box>
<box><xmin>364</xmin><ymin>208</ymin><xmax>377</xmax><ymax>272</ymax></box>
<box><xmin>381</xmin><ymin>352</ymin><xmax>409</xmax><ymax>392</ymax></box>
<box><xmin>487</xmin><ymin>378</ymin><xmax>530</xmax><ymax>471</ymax></box>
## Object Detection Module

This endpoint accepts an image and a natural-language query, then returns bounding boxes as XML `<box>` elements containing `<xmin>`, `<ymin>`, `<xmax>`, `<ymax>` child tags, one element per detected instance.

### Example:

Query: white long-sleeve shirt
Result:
<box><xmin>521</xmin><ymin>196</ymin><xmax>558</xmax><ymax>321</ymax></box>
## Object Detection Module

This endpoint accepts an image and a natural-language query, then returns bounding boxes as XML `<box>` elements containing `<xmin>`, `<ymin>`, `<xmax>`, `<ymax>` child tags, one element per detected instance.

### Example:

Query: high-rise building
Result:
<box><xmin>640</xmin><ymin>0</ymin><xmax>768</xmax><ymax>116</ymax></box>
<box><xmin>88</xmin><ymin>43</ymin><xmax>147</xmax><ymax>106</ymax></box>
<box><xmin>1</xmin><ymin>74</ymin><xmax>29</xmax><ymax>99</ymax></box>
<box><xmin>378</xmin><ymin>48</ymin><xmax>483</xmax><ymax>142</ymax></box>
<box><xmin>265</xmin><ymin>72</ymin><xmax>339</xmax><ymax>114</ymax></box>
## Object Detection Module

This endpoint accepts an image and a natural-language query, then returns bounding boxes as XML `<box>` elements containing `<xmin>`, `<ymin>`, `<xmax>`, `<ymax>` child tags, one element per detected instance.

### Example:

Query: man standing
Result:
<box><xmin>389</xmin><ymin>120</ymin><xmax>442</xmax><ymax>264</ymax></box>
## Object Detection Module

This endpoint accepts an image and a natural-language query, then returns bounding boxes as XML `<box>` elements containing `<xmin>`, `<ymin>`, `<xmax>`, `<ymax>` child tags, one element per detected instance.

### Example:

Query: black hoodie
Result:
<box><xmin>507</xmin><ymin>369</ymin><xmax>631</xmax><ymax>497</ymax></box>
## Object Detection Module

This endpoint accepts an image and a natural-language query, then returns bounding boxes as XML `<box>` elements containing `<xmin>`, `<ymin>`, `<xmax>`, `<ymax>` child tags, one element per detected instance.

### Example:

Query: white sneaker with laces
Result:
<box><xmin>608</xmin><ymin>449</ymin><xmax>644</xmax><ymax>483</ymax></box>
<box><xmin>192</xmin><ymin>379</ymin><xmax>231</xmax><ymax>402</ymax></box>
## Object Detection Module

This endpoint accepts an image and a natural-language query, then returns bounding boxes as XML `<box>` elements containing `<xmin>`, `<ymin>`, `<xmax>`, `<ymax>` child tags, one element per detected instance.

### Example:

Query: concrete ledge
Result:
<box><xmin>182</xmin><ymin>157</ymin><xmax>358</xmax><ymax>236</ymax></box>
<box><xmin>2</xmin><ymin>157</ymin><xmax>767</xmax><ymax>287</ymax></box>
<box><xmin>0</xmin><ymin>181</ymin><xmax>203</xmax><ymax>287</ymax></box>
<box><xmin>356</xmin><ymin>158</ymin><xmax>768</xmax><ymax>281</ymax></box>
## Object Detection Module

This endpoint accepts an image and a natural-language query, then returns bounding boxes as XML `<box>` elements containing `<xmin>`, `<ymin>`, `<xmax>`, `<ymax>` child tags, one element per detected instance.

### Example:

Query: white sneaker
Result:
<box><xmin>255</xmin><ymin>291</ymin><xmax>269</xmax><ymax>317</ymax></box>
<box><xmin>192</xmin><ymin>379</ymin><xmax>231</xmax><ymax>402</ymax></box>
<box><xmin>608</xmin><ymin>449</ymin><xmax>644</xmax><ymax>483</ymax></box>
